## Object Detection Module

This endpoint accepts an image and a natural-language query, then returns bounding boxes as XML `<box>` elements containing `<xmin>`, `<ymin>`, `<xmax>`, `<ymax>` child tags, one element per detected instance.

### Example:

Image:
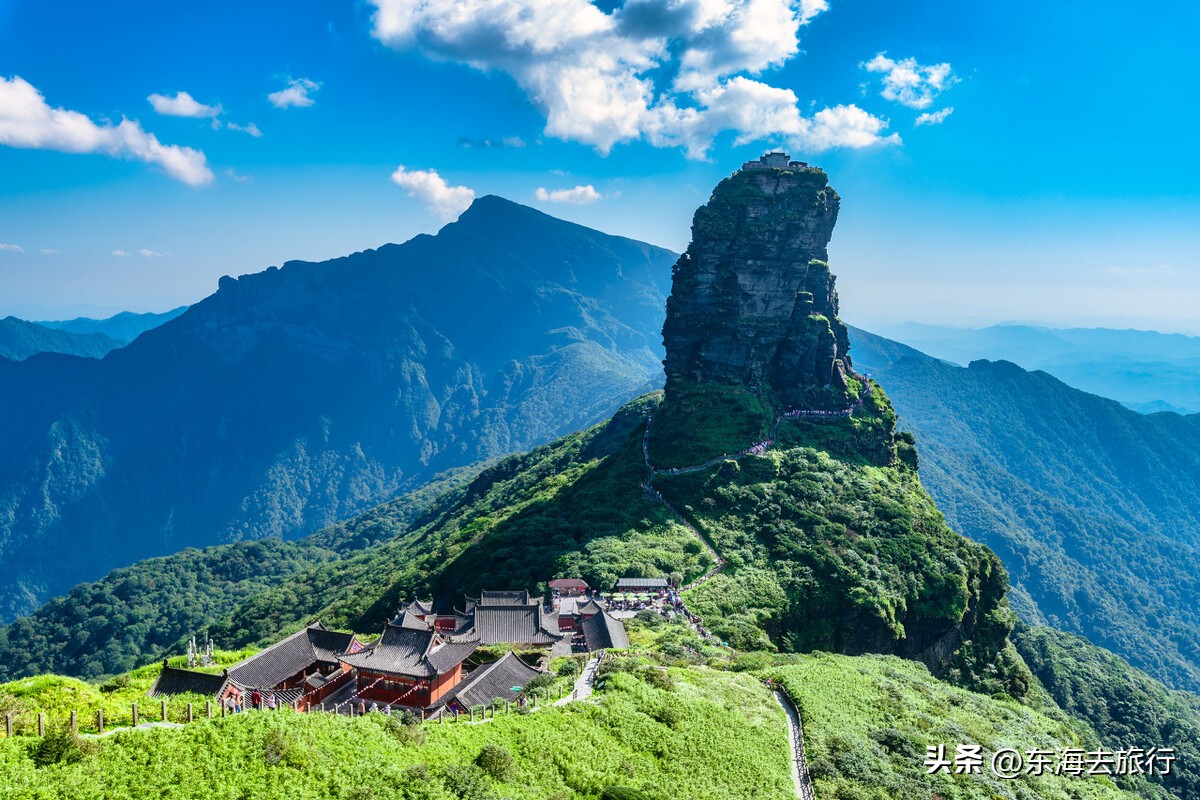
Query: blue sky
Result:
<box><xmin>1</xmin><ymin>0</ymin><xmax>1198</xmax><ymax>332</ymax></box>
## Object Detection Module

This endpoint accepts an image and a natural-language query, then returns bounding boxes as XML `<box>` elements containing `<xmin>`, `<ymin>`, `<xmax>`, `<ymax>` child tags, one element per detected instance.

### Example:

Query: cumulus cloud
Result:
<box><xmin>112</xmin><ymin>249</ymin><xmax>132</xmax><ymax>257</ymax></box>
<box><xmin>268</xmin><ymin>78</ymin><xmax>320</xmax><ymax>109</ymax></box>
<box><xmin>535</xmin><ymin>184</ymin><xmax>602</xmax><ymax>204</ymax></box>
<box><xmin>862</xmin><ymin>53</ymin><xmax>956</xmax><ymax>110</ymax></box>
<box><xmin>914</xmin><ymin>107</ymin><xmax>953</xmax><ymax>126</ymax></box>
<box><xmin>367</xmin><ymin>0</ymin><xmax>894</xmax><ymax>157</ymax></box>
<box><xmin>223</xmin><ymin>120</ymin><xmax>263</xmax><ymax>137</ymax></box>
<box><xmin>148</xmin><ymin>91</ymin><xmax>222</xmax><ymax>118</ymax></box>
<box><xmin>0</xmin><ymin>243</ymin><xmax>24</xmax><ymax>253</ymax></box>
<box><xmin>390</xmin><ymin>165</ymin><xmax>475</xmax><ymax>220</ymax></box>
<box><xmin>0</xmin><ymin>76</ymin><xmax>214</xmax><ymax>185</ymax></box>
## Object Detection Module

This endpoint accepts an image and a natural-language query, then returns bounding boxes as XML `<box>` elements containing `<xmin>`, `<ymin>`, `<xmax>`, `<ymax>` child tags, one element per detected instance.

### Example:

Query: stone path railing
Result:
<box><xmin>771</xmin><ymin>685</ymin><xmax>817</xmax><ymax>800</ymax></box>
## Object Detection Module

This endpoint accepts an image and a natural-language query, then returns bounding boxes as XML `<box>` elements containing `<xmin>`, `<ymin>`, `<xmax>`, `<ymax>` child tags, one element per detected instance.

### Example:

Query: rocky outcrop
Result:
<box><xmin>662</xmin><ymin>162</ymin><xmax>855</xmax><ymax>410</ymax></box>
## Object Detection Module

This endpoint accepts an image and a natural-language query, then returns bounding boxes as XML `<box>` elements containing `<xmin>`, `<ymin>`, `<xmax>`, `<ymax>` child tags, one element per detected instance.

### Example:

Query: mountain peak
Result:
<box><xmin>661</xmin><ymin>161</ymin><xmax>854</xmax><ymax>410</ymax></box>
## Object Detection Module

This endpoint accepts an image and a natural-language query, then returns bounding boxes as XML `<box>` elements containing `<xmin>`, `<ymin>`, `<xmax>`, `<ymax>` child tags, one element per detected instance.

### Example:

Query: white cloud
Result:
<box><xmin>535</xmin><ymin>184</ymin><xmax>602</xmax><ymax>204</ymax></box>
<box><xmin>223</xmin><ymin>120</ymin><xmax>263</xmax><ymax>137</ymax></box>
<box><xmin>390</xmin><ymin>165</ymin><xmax>475</xmax><ymax>220</ymax></box>
<box><xmin>502</xmin><ymin>135</ymin><xmax>526</xmax><ymax>148</ymax></box>
<box><xmin>914</xmin><ymin>107</ymin><xmax>954</xmax><ymax>127</ymax></box>
<box><xmin>138</xmin><ymin>248</ymin><xmax>166</xmax><ymax>257</ymax></box>
<box><xmin>0</xmin><ymin>243</ymin><xmax>24</xmax><ymax>253</ymax></box>
<box><xmin>268</xmin><ymin>78</ymin><xmax>320</xmax><ymax>109</ymax></box>
<box><xmin>147</xmin><ymin>91</ymin><xmax>222</xmax><ymax>118</ymax></box>
<box><xmin>798</xmin><ymin>0</ymin><xmax>828</xmax><ymax>23</ymax></box>
<box><xmin>39</xmin><ymin>248</ymin><xmax>57</xmax><ymax>255</ymax></box>
<box><xmin>367</xmin><ymin>0</ymin><xmax>893</xmax><ymax>157</ymax></box>
<box><xmin>0</xmin><ymin>76</ymin><xmax>214</xmax><ymax>186</ymax></box>
<box><xmin>112</xmin><ymin>249</ymin><xmax>132</xmax><ymax>257</ymax></box>
<box><xmin>862</xmin><ymin>53</ymin><xmax>957</xmax><ymax>110</ymax></box>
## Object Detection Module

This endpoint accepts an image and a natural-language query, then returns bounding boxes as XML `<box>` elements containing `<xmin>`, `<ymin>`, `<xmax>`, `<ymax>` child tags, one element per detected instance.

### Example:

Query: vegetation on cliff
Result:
<box><xmin>850</xmin><ymin>326</ymin><xmax>1200</xmax><ymax>693</ymax></box>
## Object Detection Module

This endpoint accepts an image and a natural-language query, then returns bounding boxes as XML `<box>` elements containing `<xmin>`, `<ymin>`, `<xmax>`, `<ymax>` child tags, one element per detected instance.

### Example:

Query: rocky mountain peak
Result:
<box><xmin>661</xmin><ymin>156</ymin><xmax>856</xmax><ymax>410</ymax></box>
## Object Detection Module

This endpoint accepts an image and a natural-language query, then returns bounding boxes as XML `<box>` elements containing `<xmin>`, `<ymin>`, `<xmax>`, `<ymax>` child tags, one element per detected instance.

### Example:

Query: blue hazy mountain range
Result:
<box><xmin>0</xmin><ymin>317</ymin><xmax>126</xmax><ymax>361</ymax></box>
<box><xmin>849</xmin><ymin>326</ymin><xmax>1200</xmax><ymax>692</ymax></box>
<box><xmin>863</xmin><ymin>321</ymin><xmax>1200</xmax><ymax>414</ymax></box>
<box><xmin>37</xmin><ymin>307</ymin><xmax>189</xmax><ymax>343</ymax></box>
<box><xmin>0</xmin><ymin>196</ymin><xmax>674</xmax><ymax>621</ymax></box>
<box><xmin>0</xmin><ymin>308</ymin><xmax>188</xmax><ymax>362</ymax></box>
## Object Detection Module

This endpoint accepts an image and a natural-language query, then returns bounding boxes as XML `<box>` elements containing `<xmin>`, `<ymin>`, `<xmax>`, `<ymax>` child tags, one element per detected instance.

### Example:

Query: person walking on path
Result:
<box><xmin>250</xmin><ymin>690</ymin><xmax>262</xmax><ymax>710</ymax></box>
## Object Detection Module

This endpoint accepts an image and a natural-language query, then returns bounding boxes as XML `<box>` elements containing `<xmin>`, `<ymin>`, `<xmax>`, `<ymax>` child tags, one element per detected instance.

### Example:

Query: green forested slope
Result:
<box><xmin>850</xmin><ymin>326</ymin><xmax>1200</xmax><ymax>693</ymax></box>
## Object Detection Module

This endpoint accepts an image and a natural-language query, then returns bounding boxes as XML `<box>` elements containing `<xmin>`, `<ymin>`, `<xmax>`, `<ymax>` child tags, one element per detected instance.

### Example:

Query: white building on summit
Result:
<box><xmin>742</xmin><ymin>151</ymin><xmax>809</xmax><ymax>170</ymax></box>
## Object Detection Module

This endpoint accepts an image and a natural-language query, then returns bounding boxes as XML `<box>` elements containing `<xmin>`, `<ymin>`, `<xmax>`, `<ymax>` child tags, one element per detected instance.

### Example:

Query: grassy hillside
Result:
<box><xmin>771</xmin><ymin>653</ymin><xmax>1162</xmax><ymax>800</ymax></box>
<box><xmin>0</xmin><ymin>614</ymin><xmax>1168</xmax><ymax>800</ymax></box>
<box><xmin>849</xmin><ymin>326</ymin><xmax>1200</xmax><ymax>694</ymax></box>
<box><xmin>0</xmin><ymin>636</ymin><xmax>796</xmax><ymax>800</ymax></box>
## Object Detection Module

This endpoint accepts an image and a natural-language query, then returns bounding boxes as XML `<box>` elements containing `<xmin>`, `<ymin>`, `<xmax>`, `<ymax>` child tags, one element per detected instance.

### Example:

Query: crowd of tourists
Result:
<box><xmin>223</xmin><ymin>690</ymin><xmax>280</xmax><ymax>714</ymax></box>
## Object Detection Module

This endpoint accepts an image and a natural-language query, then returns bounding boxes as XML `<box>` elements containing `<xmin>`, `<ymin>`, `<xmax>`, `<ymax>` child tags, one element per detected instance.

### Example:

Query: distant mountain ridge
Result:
<box><xmin>850</xmin><ymin>325</ymin><xmax>1200</xmax><ymax>692</ymax></box>
<box><xmin>0</xmin><ymin>196</ymin><xmax>675</xmax><ymax>621</ymax></box>
<box><xmin>0</xmin><ymin>316</ymin><xmax>125</xmax><ymax>361</ymax></box>
<box><xmin>37</xmin><ymin>306</ymin><xmax>189</xmax><ymax>343</ymax></box>
<box><xmin>864</xmin><ymin>321</ymin><xmax>1200</xmax><ymax>413</ymax></box>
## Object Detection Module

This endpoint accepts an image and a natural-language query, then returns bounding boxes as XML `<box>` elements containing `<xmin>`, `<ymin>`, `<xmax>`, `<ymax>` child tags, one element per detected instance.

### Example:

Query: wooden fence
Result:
<box><xmin>1</xmin><ymin>683</ymin><xmax>572</xmax><ymax>738</ymax></box>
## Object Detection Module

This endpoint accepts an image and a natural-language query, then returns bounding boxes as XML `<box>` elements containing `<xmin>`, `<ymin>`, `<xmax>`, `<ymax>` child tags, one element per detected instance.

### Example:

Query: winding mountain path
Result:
<box><xmin>773</xmin><ymin>689</ymin><xmax>817</xmax><ymax>800</ymax></box>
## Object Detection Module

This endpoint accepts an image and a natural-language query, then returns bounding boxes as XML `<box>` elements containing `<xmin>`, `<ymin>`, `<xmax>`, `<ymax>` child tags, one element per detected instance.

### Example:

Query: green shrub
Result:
<box><xmin>640</xmin><ymin>667</ymin><xmax>674</xmax><ymax>691</ymax></box>
<box><xmin>635</xmin><ymin>609</ymin><xmax>664</xmax><ymax>628</ymax></box>
<box><xmin>262</xmin><ymin>728</ymin><xmax>308</xmax><ymax>769</ymax></box>
<box><xmin>475</xmin><ymin>743</ymin><xmax>515</xmax><ymax>781</ymax></box>
<box><xmin>601</xmin><ymin>788</ymin><xmax>657</xmax><ymax>800</ymax></box>
<box><xmin>442</xmin><ymin>763</ymin><xmax>491</xmax><ymax>800</ymax></box>
<box><xmin>32</xmin><ymin>727</ymin><xmax>97</xmax><ymax>767</ymax></box>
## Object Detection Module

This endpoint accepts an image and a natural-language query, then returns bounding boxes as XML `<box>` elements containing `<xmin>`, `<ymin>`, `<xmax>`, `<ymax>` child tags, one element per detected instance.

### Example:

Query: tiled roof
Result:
<box><xmin>582</xmin><ymin>610</ymin><xmax>630</xmax><ymax>651</ymax></box>
<box><xmin>227</xmin><ymin>622</ymin><xmax>353</xmax><ymax>689</ymax></box>
<box><xmin>308</xmin><ymin>627</ymin><xmax>358</xmax><ymax>661</ymax></box>
<box><xmin>548</xmin><ymin>578</ymin><xmax>588</xmax><ymax>590</ymax></box>
<box><xmin>338</xmin><ymin>624</ymin><xmax>477</xmax><ymax>678</ymax></box>
<box><xmin>393</xmin><ymin>610</ymin><xmax>433</xmax><ymax>630</ymax></box>
<box><xmin>399</xmin><ymin>598</ymin><xmax>433</xmax><ymax>616</ymax></box>
<box><xmin>468</xmin><ymin>605</ymin><xmax>565</xmax><ymax>646</ymax></box>
<box><xmin>572</xmin><ymin>598</ymin><xmax>603</xmax><ymax>616</ymax></box>
<box><xmin>479</xmin><ymin>590</ymin><xmax>533</xmax><ymax>606</ymax></box>
<box><xmin>447</xmin><ymin>652</ymin><xmax>542</xmax><ymax>709</ymax></box>
<box><xmin>147</xmin><ymin>664</ymin><xmax>230</xmax><ymax>698</ymax></box>
<box><xmin>615</xmin><ymin>577</ymin><xmax>668</xmax><ymax>589</ymax></box>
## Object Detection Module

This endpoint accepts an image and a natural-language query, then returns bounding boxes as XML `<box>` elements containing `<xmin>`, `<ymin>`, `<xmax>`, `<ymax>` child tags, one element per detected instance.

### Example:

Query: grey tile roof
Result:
<box><xmin>338</xmin><ymin>624</ymin><xmax>477</xmax><ymax>678</ymax></box>
<box><xmin>446</xmin><ymin>652</ymin><xmax>542</xmax><ymax>709</ymax></box>
<box><xmin>572</xmin><ymin>598</ymin><xmax>603</xmax><ymax>616</ymax></box>
<box><xmin>582</xmin><ymin>610</ymin><xmax>630</xmax><ymax>651</ymax></box>
<box><xmin>227</xmin><ymin>622</ymin><xmax>354</xmax><ymax>689</ymax></box>
<box><xmin>147</xmin><ymin>664</ymin><xmax>230</xmax><ymax>698</ymax></box>
<box><xmin>479</xmin><ymin>590</ymin><xmax>533</xmax><ymax>606</ymax></box>
<box><xmin>467</xmin><ymin>605</ymin><xmax>566</xmax><ymax>646</ymax></box>
<box><xmin>615</xmin><ymin>577</ymin><xmax>668</xmax><ymax>589</ymax></box>
<box><xmin>399</xmin><ymin>598</ymin><xmax>434</xmax><ymax>615</ymax></box>
<box><xmin>393</xmin><ymin>609</ymin><xmax>433</xmax><ymax>630</ymax></box>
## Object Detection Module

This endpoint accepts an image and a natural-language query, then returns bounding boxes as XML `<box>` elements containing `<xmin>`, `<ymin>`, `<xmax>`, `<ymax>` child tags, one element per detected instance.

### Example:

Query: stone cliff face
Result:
<box><xmin>662</xmin><ymin>163</ymin><xmax>855</xmax><ymax>410</ymax></box>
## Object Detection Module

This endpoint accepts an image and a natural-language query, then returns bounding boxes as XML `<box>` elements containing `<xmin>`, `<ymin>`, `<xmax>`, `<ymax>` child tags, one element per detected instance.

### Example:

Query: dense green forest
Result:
<box><xmin>0</xmin><ymin>464</ymin><xmax>484</xmax><ymax>682</ymax></box>
<box><xmin>1013</xmin><ymin>625</ymin><xmax>1200</xmax><ymax>800</ymax></box>
<box><xmin>850</xmin><ymin>326</ymin><xmax>1200</xmax><ymax>693</ymax></box>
